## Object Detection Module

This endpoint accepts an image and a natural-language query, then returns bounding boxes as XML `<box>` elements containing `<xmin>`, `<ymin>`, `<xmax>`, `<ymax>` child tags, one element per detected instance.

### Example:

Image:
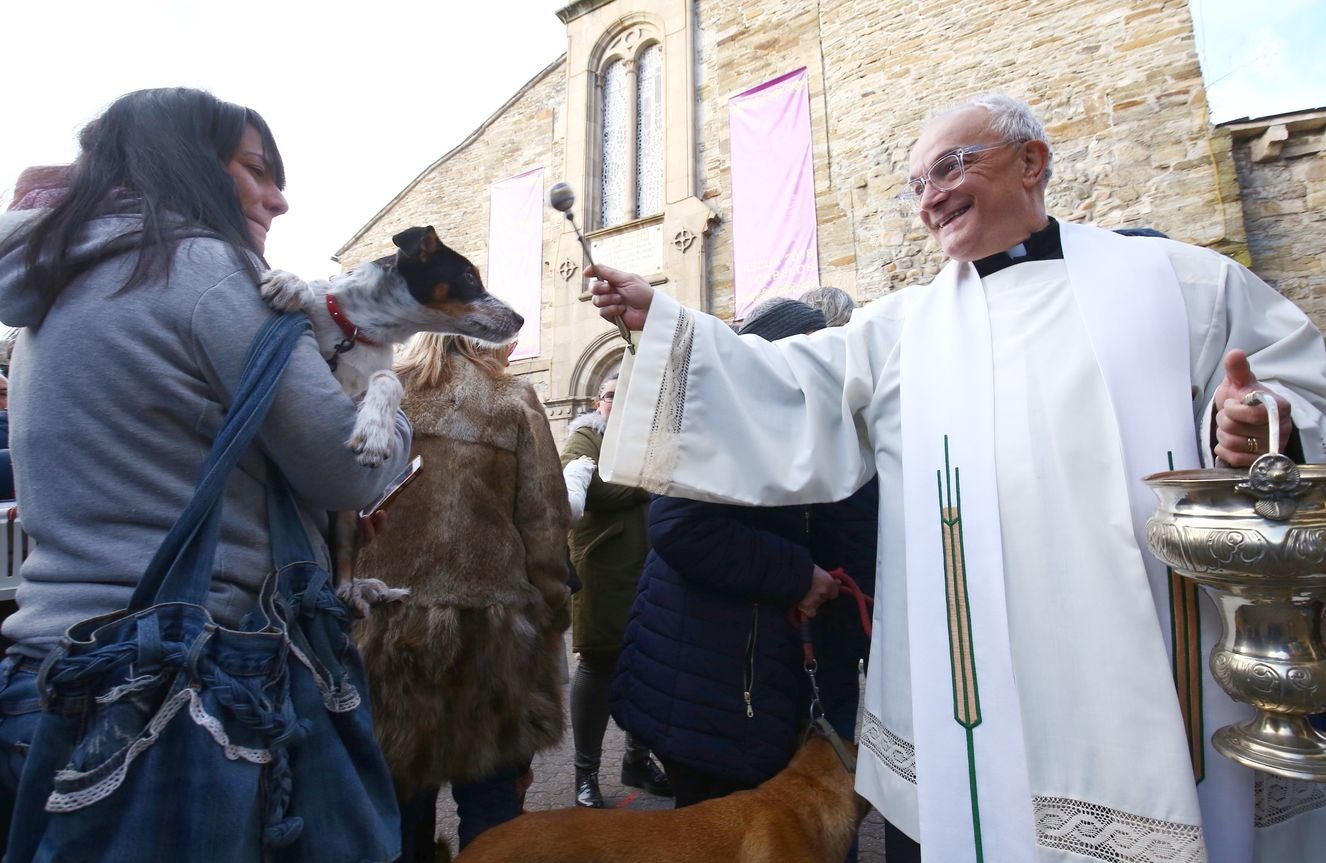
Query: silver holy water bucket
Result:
<box><xmin>1144</xmin><ymin>392</ymin><xmax>1326</xmax><ymax>782</ymax></box>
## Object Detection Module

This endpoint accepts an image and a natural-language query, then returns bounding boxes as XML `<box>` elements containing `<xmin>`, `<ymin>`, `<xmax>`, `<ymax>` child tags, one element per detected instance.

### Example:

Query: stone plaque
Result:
<box><xmin>590</xmin><ymin>223</ymin><xmax>664</xmax><ymax>276</ymax></box>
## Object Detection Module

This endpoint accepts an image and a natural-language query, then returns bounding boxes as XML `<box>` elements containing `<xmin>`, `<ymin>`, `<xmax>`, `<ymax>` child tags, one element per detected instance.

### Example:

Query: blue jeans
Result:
<box><xmin>0</xmin><ymin>658</ymin><xmax>43</xmax><ymax>852</ymax></box>
<box><xmin>398</xmin><ymin>762</ymin><xmax>528</xmax><ymax>860</ymax></box>
<box><xmin>452</xmin><ymin>761</ymin><xmax>528</xmax><ymax>850</ymax></box>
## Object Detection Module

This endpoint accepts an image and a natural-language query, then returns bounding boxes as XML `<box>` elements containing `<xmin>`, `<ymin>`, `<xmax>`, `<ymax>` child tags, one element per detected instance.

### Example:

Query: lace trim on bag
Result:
<box><xmin>1033</xmin><ymin>795</ymin><xmax>1206</xmax><ymax>863</ymax></box>
<box><xmin>860</xmin><ymin>709</ymin><xmax>917</xmax><ymax>785</ymax></box>
<box><xmin>46</xmin><ymin>688</ymin><xmax>272</xmax><ymax>813</ymax></box>
<box><xmin>640</xmin><ymin>308</ymin><xmax>694</xmax><ymax>492</ymax></box>
<box><xmin>1255</xmin><ymin>773</ymin><xmax>1326</xmax><ymax>828</ymax></box>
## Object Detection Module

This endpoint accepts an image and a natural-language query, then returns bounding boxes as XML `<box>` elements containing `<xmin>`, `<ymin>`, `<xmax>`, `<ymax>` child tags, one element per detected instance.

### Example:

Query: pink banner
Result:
<box><xmin>728</xmin><ymin>67</ymin><xmax>819</xmax><ymax>319</ymax></box>
<box><xmin>487</xmin><ymin>167</ymin><xmax>545</xmax><ymax>360</ymax></box>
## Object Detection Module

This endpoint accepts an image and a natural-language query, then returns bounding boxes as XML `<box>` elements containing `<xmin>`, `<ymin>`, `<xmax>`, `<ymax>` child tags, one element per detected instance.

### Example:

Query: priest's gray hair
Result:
<box><xmin>931</xmin><ymin>92</ymin><xmax>1054</xmax><ymax>188</ymax></box>
<box><xmin>799</xmin><ymin>286</ymin><xmax>856</xmax><ymax>327</ymax></box>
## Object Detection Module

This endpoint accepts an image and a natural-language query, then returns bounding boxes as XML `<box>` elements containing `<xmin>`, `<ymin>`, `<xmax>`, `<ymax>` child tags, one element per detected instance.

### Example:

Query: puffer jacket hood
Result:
<box><xmin>0</xmin><ymin>210</ymin><xmax>154</xmax><ymax>329</ymax></box>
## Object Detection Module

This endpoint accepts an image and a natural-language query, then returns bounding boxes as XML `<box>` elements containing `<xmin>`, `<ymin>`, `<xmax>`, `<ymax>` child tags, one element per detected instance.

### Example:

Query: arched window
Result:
<box><xmin>597</xmin><ymin>38</ymin><xmax>664</xmax><ymax>228</ymax></box>
<box><xmin>635</xmin><ymin>43</ymin><xmax>663</xmax><ymax>218</ymax></box>
<box><xmin>600</xmin><ymin>60</ymin><xmax>629</xmax><ymax>228</ymax></box>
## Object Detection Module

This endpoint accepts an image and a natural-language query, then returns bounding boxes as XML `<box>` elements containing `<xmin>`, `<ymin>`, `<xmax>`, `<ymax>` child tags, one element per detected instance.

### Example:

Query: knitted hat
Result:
<box><xmin>737</xmin><ymin>297</ymin><xmax>827</xmax><ymax>342</ymax></box>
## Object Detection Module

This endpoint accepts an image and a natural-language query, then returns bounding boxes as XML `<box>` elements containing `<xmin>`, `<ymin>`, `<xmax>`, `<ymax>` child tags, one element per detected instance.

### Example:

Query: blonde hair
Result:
<box><xmin>394</xmin><ymin>333</ymin><xmax>509</xmax><ymax>391</ymax></box>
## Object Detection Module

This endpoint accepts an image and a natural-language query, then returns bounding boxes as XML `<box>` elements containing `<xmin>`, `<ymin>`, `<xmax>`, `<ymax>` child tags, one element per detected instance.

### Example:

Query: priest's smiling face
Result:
<box><xmin>909</xmin><ymin>107</ymin><xmax>1049</xmax><ymax>263</ymax></box>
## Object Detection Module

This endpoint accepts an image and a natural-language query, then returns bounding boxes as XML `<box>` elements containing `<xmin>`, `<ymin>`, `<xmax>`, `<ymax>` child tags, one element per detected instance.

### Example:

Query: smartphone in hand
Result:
<box><xmin>358</xmin><ymin>455</ymin><xmax>423</xmax><ymax>519</ymax></box>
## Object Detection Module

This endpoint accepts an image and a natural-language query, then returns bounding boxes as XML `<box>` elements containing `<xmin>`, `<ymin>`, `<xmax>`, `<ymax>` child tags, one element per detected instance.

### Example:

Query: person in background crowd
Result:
<box><xmin>609</xmin><ymin>298</ymin><xmax>846</xmax><ymax>810</ymax></box>
<box><xmin>354</xmin><ymin>334</ymin><xmax>571</xmax><ymax>859</ymax></box>
<box><xmin>561</xmin><ymin>374</ymin><xmax>672</xmax><ymax>809</ymax></box>
<box><xmin>799</xmin><ymin>285</ymin><xmax>857</xmax><ymax>327</ymax></box>
<box><xmin>797</xmin><ymin>286</ymin><xmax>881</xmax><ymax>863</ymax></box>
<box><xmin>586</xmin><ymin>92</ymin><xmax>1326</xmax><ymax>862</ymax></box>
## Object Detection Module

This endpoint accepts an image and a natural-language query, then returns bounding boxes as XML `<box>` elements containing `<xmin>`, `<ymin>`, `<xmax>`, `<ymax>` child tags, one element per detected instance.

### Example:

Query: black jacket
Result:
<box><xmin>610</xmin><ymin>494</ymin><xmax>815</xmax><ymax>786</ymax></box>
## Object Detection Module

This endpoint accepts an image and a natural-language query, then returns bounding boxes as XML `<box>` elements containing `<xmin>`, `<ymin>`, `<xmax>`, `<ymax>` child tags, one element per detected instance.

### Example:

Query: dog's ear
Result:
<box><xmin>392</xmin><ymin>226</ymin><xmax>443</xmax><ymax>263</ymax></box>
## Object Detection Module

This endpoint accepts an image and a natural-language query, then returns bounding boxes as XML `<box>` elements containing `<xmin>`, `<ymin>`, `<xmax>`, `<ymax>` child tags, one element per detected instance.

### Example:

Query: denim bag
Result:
<box><xmin>5</xmin><ymin>314</ymin><xmax>400</xmax><ymax>863</ymax></box>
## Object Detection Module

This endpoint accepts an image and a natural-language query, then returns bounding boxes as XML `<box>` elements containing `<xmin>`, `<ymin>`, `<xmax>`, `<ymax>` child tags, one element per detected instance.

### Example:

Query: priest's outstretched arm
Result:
<box><xmin>589</xmin><ymin>264</ymin><xmax>883</xmax><ymax>507</ymax></box>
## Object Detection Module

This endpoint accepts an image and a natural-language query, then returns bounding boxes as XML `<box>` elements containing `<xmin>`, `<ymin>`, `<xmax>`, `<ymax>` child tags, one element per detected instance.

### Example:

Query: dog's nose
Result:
<box><xmin>512</xmin><ymin>312</ymin><xmax>525</xmax><ymax>330</ymax></box>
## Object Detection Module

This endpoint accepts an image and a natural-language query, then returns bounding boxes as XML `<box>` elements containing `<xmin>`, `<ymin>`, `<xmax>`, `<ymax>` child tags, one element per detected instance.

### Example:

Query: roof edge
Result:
<box><xmin>1217</xmin><ymin>105</ymin><xmax>1326</xmax><ymax>136</ymax></box>
<box><xmin>332</xmin><ymin>53</ymin><xmax>568</xmax><ymax>262</ymax></box>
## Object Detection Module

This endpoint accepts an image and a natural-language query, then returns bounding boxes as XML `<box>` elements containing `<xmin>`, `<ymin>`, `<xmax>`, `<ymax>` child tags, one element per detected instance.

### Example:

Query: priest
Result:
<box><xmin>587</xmin><ymin>93</ymin><xmax>1326</xmax><ymax>862</ymax></box>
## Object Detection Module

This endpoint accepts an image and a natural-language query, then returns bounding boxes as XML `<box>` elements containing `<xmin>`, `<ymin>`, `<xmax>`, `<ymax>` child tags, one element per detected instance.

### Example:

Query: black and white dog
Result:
<box><xmin>260</xmin><ymin>225</ymin><xmax>523</xmax><ymax>466</ymax></box>
<box><xmin>261</xmin><ymin>226</ymin><xmax>522</xmax><ymax>610</ymax></box>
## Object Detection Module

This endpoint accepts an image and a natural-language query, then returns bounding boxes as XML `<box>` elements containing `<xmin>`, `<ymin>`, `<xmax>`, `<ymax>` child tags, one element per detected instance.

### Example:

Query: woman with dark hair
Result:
<box><xmin>0</xmin><ymin>88</ymin><xmax>411</xmax><ymax>852</ymax></box>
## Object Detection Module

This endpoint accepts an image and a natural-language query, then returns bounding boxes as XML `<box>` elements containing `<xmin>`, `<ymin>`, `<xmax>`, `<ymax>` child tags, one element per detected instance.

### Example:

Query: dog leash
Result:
<box><xmin>791</xmin><ymin>567</ymin><xmax>874</xmax><ymax>712</ymax></box>
<box><xmin>793</xmin><ymin>567</ymin><xmax>872</xmax><ymax>774</ymax></box>
<box><xmin>797</xmin><ymin>715</ymin><xmax>857</xmax><ymax>775</ymax></box>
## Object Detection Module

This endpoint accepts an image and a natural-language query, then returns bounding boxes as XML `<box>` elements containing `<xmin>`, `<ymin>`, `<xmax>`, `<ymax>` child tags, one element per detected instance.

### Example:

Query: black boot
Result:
<box><xmin>575</xmin><ymin>769</ymin><xmax>604</xmax><ymax>808</ymax></box>
<box><xmin>621</xmin><ymin>755</ymin><xmax>673</xmax><ymax>797</ymax></box>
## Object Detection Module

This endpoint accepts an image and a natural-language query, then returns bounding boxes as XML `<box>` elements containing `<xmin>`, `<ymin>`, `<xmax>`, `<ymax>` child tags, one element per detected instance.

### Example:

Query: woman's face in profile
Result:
<box><xmin>224</xmin><ymin>125</ymin><xmax>289</xmax><ymax>255</ymax></box>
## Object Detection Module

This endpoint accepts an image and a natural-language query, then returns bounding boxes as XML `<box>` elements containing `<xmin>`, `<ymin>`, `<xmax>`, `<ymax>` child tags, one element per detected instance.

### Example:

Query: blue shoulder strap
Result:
<box><xmin>128</xmin><ymin>312</ymin><xmax>310</xmax><ymax>611</ymax></box>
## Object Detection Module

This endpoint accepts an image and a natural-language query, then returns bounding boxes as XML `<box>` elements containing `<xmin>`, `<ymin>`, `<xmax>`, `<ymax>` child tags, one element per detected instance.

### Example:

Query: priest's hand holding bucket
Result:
<box><xmin>1213</xmin><ymin>349</ymin><xmax>1294</xmax><ymax>467</ymax></box>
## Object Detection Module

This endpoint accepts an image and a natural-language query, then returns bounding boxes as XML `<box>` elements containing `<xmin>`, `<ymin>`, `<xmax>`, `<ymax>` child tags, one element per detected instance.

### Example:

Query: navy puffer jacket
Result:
<box><xmin>609</xmin><ymin>494</ymin><xmax>814</xmax><ymax>787</ymax></box>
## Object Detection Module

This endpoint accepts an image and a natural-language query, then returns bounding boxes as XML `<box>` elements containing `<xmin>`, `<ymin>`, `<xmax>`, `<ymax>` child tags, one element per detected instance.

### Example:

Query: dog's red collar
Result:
<box><xmin>325</xmin><ymin>294</ymin><xmax>378</xmax><ymax>347</ymax></box>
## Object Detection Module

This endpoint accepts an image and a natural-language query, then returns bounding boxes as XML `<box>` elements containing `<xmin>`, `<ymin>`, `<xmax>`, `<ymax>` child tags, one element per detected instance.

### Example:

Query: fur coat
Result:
<box><xmin>354</xmin><ymin>357</ymin><xmax>571</xmax><ymax>792</ymax></box>
<box><xmin>560</xmin><ymin>412</ymin><xmax>650</xmax><ymax>654</ymax></box>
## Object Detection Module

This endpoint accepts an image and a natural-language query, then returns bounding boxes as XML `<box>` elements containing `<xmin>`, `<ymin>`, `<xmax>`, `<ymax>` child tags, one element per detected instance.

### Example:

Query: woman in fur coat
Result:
<box><xmin>354</xmin><ymin>334</ymin><xmax>572</xmax><ymax>860</ymax></box>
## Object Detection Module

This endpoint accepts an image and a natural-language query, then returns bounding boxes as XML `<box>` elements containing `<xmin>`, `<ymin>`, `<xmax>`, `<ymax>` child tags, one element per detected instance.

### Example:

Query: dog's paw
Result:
<box><xmin>336</xmin><ymin>578</ymin><xmax>410</xmax><ymax>619</ymax></box>
<box><xmin>347</xmin><ymin>372</ymin><xmax>404</xmax><ymax>467</ymax></box>
<box><xmin>347</xmin><ymin>411</ymin><xmax>395</xmax><ymax>467</ymax></box>
<box><xmin>259</xmin><ymin>269</ymin><xmax>314</xmax><ymax>313</ymax></box>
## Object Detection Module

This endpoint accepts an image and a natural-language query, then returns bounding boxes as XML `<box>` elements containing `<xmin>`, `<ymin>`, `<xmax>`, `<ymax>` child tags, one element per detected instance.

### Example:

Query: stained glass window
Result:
<box><xmin>635</xmin><ymin>43</ymin><xmax>663</xmax><ymax>218</ymax></box>
<box><xmin>600</xmin><ymin>60</ymin><xmax>629</xmax><ymax>228</ymax></box>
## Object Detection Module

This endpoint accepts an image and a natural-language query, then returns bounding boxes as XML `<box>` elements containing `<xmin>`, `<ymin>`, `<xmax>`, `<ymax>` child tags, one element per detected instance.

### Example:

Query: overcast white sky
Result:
<box><xmin>2</xmin><ymin>0</ymin><xmax>1322</xmax><ymax>282</ymax></box>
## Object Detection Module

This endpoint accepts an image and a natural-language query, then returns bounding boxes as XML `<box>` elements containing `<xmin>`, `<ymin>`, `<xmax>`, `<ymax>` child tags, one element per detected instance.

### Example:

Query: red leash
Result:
<box><xmin>790</xmin><ymin>568</ymin><xmax>873</xmax><ymax>642</ymax></box>
<box><xmin>827</xmin><ymin>567</ymin><xmax>873</xmax><ymax>639</ymax></box>
<box><xmin>794</xmin><ymin>567</ymin><xmax>874</xmax><ymax>724</ymax></box>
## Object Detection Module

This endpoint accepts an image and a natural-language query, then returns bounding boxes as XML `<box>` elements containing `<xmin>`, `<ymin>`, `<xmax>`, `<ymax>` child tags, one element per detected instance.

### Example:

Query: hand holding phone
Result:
<box><xmin>358</xmin><ymin>455</ymin><xmax>423</xmax><ymax>519</ymax></box>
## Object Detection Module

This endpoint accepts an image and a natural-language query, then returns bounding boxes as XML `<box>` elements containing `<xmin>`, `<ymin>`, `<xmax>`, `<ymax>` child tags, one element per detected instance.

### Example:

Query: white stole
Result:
<box><xmin>897</xmin><ymin>222</ymin><xmax>1202</xmax><ymax>860</ymax></box>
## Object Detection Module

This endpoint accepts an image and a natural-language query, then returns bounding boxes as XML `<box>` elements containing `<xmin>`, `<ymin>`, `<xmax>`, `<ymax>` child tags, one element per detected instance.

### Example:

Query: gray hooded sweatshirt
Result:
<box><xmin>0</xmin><ymin>210</ymin><xmax>411</xmax><ymax>659</ymax></box>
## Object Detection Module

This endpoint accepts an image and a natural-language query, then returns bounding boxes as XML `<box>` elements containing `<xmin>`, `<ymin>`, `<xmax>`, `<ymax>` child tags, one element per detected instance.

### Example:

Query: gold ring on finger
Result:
<box><xmin>1246</xmin><ymin>436</ymin><xmax>1258</xmax><ymax>454</ymax></box>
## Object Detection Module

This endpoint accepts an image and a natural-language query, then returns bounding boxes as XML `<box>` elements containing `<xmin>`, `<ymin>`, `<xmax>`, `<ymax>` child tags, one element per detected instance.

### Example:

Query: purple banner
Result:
<box><xmin>728</xmin><ymin>67</ymin><xmax>819</xmax><ymax>319</ymax></box>
<box><xmin>487</xmin><ymin>167</ymin><xmax>545</xmax><ymax>360</ymax></box>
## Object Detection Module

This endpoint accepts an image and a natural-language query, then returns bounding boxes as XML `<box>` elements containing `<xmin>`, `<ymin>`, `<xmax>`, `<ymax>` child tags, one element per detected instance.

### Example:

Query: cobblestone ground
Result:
<box><xmin>438</xmin><ymin>632</ymin><xmax>889</xmax><ymax>860</ymax></box>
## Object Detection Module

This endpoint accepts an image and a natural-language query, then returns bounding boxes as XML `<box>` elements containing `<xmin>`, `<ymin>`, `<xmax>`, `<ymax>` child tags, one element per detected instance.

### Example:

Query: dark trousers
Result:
<box><xmin>655</xmin><ymin>756</ymin><xmax>755</xmax><ymax>809</ymax></box>
<box><xmin>571</xmin><ymin>650</ymin><xmax>648</xmax><ymax>773</ymax></box>
<box><xmin>397</xmin><ymin>761</ymin><xmax>529</xmax><ymax>861</ymax></box>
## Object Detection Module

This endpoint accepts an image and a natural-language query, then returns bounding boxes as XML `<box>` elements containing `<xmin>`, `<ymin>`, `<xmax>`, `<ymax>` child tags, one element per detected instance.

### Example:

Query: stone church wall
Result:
<box><xmin>332</xmin><ymin>0</ymin><xmax>1323</xmax><ymax>431</ymax></box>
<box><xmin>1226</xmin><ymin>112</ymin><xmax>1326</xmax><ymax>326</ymax></box>
<box><xmin>694</xmin><ymin>0</ymin><xmax>1242</xmax><ymax>321</ymax></box>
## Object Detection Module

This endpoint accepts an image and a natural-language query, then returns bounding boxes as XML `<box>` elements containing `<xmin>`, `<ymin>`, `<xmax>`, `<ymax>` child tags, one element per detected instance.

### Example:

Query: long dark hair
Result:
<box><xmin>17</xmin><ymin>87</ymin><xmax>285</xmax><ymax>300</ymax></box>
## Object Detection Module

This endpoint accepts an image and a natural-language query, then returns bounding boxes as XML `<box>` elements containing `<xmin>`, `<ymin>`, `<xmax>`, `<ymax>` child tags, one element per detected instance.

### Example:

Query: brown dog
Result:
<box><xmin>454</xmin><ymin>735</ymin><xmax>870</xmax><ymax>863</ymax></box>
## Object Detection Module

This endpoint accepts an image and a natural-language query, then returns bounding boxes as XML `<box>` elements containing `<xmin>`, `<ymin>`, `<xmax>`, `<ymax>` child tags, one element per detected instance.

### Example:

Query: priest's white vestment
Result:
<box><xmin>599</xmin><ymin>222</ymin><xmax>1326</xmax><ymax>863</ymax></box>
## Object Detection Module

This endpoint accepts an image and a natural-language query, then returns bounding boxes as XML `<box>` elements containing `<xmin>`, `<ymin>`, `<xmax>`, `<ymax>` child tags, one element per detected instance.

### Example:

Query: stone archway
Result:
<box><xmin>545</xmin><ymin>330</ymin><xmax>629</xmax><ymax>439</ymax></box>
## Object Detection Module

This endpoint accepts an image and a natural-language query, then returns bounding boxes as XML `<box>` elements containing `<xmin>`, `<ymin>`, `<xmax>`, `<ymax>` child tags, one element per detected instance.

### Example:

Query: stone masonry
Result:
<box><xmin>1226</xmin><ymin>109</ymin><xmax>1326</xmax><ymax>324</ymax></box>
<box><xmin>334</xmin><ymin>0</ymin><xmax>1324</xmax><ymax>439</ymax></box>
